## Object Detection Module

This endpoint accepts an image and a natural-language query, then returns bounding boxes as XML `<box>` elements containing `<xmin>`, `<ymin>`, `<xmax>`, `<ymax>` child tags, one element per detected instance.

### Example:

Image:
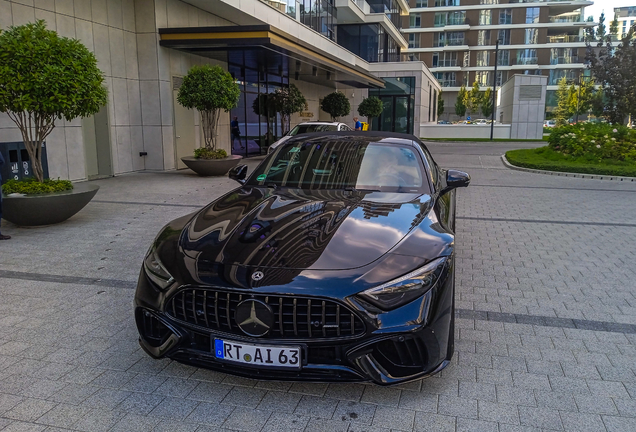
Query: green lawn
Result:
<box><xmin>422</xmin><ymin>138</ymin><xmax>546</xmax><ymax>142</ymax></box>
<box><xmin>506</xmin><ymin>146</ymin><xmax>636</xmax><ymax>177</ymax></box>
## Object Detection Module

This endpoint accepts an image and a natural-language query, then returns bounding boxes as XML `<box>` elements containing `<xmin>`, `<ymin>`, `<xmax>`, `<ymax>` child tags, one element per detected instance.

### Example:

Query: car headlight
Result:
<box><xmin>358</xmin><ymin>257</ymin><xmax>448</xmax><ymax>311</ymax></box>
<box><xmin>143</xmin><ymin>243</ymin><xmax>174</xmax><ymax>290</ymax></box>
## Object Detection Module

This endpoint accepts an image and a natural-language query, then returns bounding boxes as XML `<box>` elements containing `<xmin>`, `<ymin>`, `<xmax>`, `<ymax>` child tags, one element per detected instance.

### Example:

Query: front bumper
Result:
<box><xmin>134</xmin><ymin>264</ymin><xmax>455</xmax><ymax>385</ymax></box>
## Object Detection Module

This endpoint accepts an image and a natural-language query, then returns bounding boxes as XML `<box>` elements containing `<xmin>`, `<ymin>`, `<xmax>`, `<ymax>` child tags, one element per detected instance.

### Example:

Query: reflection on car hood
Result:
<box><xmin>180</xmin><ymin>187</ymin><xmax>432</xmax><ymax>271</ymax></box>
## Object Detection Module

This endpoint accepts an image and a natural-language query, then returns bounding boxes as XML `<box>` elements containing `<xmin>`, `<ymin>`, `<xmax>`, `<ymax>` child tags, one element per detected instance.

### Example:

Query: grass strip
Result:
<box><xmin>506</xmin><ymin>146</ymin><xmax>636</xmax><ymax>177</ymax></box>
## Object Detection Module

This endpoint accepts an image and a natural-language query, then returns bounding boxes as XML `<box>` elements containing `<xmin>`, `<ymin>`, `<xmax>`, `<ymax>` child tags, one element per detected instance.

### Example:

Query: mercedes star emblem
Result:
<box><xmin>235</xmin><ymin>299</ymin><xmax>274</xmax><ymax>337</ymax></box>
<box><xmin>252</xmin><ymin>271</ymin><xmax>264</xmax><ymax>281</ymax></box>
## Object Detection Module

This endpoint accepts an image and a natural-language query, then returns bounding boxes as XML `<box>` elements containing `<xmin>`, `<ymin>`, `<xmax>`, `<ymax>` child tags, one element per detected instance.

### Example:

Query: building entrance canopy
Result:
<box><xmin>159</xmin><ymin>25</ymin><xmax>385</xmax><ymax>89</ymax></box>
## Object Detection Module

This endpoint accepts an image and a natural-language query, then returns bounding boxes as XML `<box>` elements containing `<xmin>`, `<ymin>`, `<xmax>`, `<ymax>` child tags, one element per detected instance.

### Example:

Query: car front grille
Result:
<box><xmin>165</xmin><ymin>288</ymin><xmax>365</xmax><ymax>339</ymax></box>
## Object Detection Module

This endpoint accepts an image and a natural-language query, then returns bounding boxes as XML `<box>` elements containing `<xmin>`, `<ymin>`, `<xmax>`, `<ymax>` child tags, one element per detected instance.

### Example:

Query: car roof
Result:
<box><xmin>296</xmin><ymin>121</ymin><xmax>347</xmax><ymax>125</ymax></box>
<box><xmin>281</xmin><ymin>130</ymin><xmax>429</xmax><ymax>152</ymax></box>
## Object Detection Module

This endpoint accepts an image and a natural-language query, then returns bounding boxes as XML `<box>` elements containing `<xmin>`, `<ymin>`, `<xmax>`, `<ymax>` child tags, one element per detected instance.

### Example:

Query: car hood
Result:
<box><xmin>180</xmin><ymin>187</ymin><xmax>432</xmax><ymax>272</ymax></box>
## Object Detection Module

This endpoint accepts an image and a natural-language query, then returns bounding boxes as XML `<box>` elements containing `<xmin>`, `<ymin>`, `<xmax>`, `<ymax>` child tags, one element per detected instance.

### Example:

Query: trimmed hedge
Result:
<box><xmin>1</xmin><ymin>178</ymin><xmax>73</xmax><ymax>195</ymax></box>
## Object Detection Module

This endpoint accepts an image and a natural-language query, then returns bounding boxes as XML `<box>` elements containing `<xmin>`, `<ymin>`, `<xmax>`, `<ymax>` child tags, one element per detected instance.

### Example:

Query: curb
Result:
<box><xmin>500</xmin><ymin>155</ymin><xmax>636</xmax><ymax>182</ymax></box>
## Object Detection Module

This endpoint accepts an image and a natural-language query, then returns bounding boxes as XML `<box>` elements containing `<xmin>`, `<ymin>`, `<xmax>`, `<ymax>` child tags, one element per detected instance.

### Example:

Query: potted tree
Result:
<box><xmin>0</xmin><ymin>21</ymin><xmax>107</xmax><ymax>226</ymax></box>
<box><xmin>177</xmin><ymin>65</ymin><xmax>242</xmax><ymax>176</ymax></box>
<box><xmin>357</xmin><ymin>96</ymin><xmax>383</xmax><ymax>130</ymax></box>
<box><xmin>271</xmin><ymin>84</ymin><xmax>306</xmax><ymax>135</ymax></box>
<box><xmin>320</xmin><ymin>91</ymin><xmax>350</xmax><ymax>121</ymax></box>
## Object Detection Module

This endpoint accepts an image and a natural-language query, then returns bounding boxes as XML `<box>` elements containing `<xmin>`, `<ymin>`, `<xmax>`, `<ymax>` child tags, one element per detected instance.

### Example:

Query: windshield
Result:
<box><xmin>289</xmin><ymin>124</ymin><xmax>339</xmax><ymax>136</ymax></box>
<box><xmin>248</xmin><ymin>139</ymin><xmax>429</xmax><ymax>193</ymax></box>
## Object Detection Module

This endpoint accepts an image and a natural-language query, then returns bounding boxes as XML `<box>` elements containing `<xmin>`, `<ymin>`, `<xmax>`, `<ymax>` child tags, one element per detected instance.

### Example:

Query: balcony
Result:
<box><xmin>549</xmin><ymin>16</ymin><xmax>584</xmax><ymax>23</ymax></box>
<box><xmin>433</xmin><ymin>38</ymin><xmax>466</xmax><ymax>47</ymax></box>
<box><xmin>516</xmin><ymin>57</ymin><xmax>538</xmax><ymax>65</ymax></box>
<box><xmin>547</xmin><ymin>35</ymin><xmax>584</xmax><ymax>43</ymax></box>
<box><xmin>433</xmin><ymin>59</ymin><xmax>459</xmax><ymax>67</ymax></box>
<box><xmin>550</xmin><ymin>56</ymin><xmax>584</xmax><ymax>65</ymax></box>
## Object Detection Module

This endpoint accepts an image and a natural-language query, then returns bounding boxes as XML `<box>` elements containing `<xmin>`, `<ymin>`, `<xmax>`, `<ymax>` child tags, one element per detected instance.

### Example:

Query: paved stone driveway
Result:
<box><xmin>1</xmin><ymin>142</ymin><xmax>635</xmax><ymax>432</ymax></box>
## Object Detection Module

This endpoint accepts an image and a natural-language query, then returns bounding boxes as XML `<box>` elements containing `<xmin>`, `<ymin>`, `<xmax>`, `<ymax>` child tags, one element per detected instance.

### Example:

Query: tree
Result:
<box><xmin>585</xmin><ymin>19</ymin><xmax>596</xmax><ymax>43</ymax></box>
<box><xmin>178</xmin><ymin>65</ymin><xmax>240</xmax><ymax>154</ymax></box>
<box><xmin>467</xmin><ymin>81</ymin><xmax>482</xmax><ymax>116</ymax></box>
<box><xmin>597</xmin><ymin>12</ymin><xmax>607</xmax><ymax>43</ymax></box>
<box><xmin>320</xmin><ymin>91</ymin><xmax>350</xmax><ymax>121</ymax></box>
<box><xmin>481</xmin><ymin>87</ymin><xmax>493</xmax><ymax>119</ymax></box>
<box><xmin>271</xmin><ymin>84</ymin><xmax>306</xmax><ymax>135</ymax></box>
<box><xmin>586</xmin><ymin>26</ymin><xmax>636</xmax><ymax>124</ymax></box>
<box><xmin>554</xmin><ymin>77</ymin><xmax>571</xmax><ymax>126</ymax></box>
<box><xmin>0</xmin><ymin>21</ymin><xmax>107</xmax><ymax>182</ymax></box>
<box><xmin>610</xmin><ymin>17</ymin><xmax>619</xmax><ymax>39</ymax></box>
<box><xmin>454</xmin><ymin>85</ymin><xmax>468</xmax><ymax>119</ymax></box>
<box><xmin>252</xmin><ymin>93</ymin><xmax>276</xmax><ymax>145</ymax></box>
<box><xmin>357</xmin><ymin>96</ymin><xmax>383</xmax><ymax>129</ymax></box>
<box><xmin>590</xmin><ymin>88</ymin><xmax>605</xmax><ymax>118</ymax></box>
<box><xmin>569</xmin><ymin>79</ymin><xmax>596</xmax><ymax>119</ymax></box>
<box><xmin>437</xmin><ymin>91</ymin><xmax>445</xmax><ymax>118</ymax></box>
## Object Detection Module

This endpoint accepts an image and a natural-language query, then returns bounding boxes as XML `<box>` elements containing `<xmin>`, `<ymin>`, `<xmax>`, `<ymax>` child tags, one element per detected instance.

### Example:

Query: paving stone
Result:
<box><xmin>398</xmin><ymin>389</ymin><xmax>438</xmax><ymax>412</ymax></box>
<box><xmin>574</xmin><ymin>394</ymin><xmax>619</xmax><ymax>415</ymax></box>
<box><xmin>288</xmin><ymin>382</ymin><xmax>329</xmax><ymax>396</ymax></box>
<box><xmin>371</xmin><ymin>405</ymin><xmax>415</xmax><ymax>430</ymax></box>
<box><xmin>185</xmin><ymin>401</ymin><xmax>234</xmax><ymax>425</ymax></box>
<box><xmin>560</xmin><ymin>412</ymin><xmax>607</xmax><ymax>432</ymax></box>
<box><xmin>456</xmin><ymin>417</ymin><xmax>499</xmax><ymax>432</ymax></box>
<box><xmin>303</xmin><ymin>417</ymin><xmax>350</xmax><ymax>432</ymax></box>
<box><xmin>293</xmin><ymin>395</ymin><xmax>338</xmax><ymax>419</ymax></box>
<box><xmin>413</xmin><ymin>412</ymin><xmax>456</xmax><ymax>432</ymax></box>
<box><xmin>186</xmin><ymin>381</ymin><xmax>232</xmax><ymax>403</ymax></box>
<box><xmin>109</xmin><ymin>413</ymin><xmax>161</xmax><ymax>432</ymax></box>
<box><xmin>496</xmin><ymin>385</ymin><xmax>537</xmax><ymax>406</ymax></box>
<box><xmin>220</xmin><ymin>386</ymin><xmax>266</xmax><ymax>408</ymax></box>
<box><xmin>154</xmin><ymin>377</ymin><xmax>199</xmax><ymax>398</ymax></box>
<box><xmin>256</xmin><ymin>390</ymin><xmax>302</xmax><ymax>413</ymax></box>
<box><xmin>149</xmin><ymin>396</ymin><xmax>199</xmax><ymax>420</ymax></box>
<box><xmin>4</xmin><ymin>399</ymin><xmax>57</xmax><ymax>422</ymax></box>
<box><xmin>323</xmin><ymin>383</ymin><xmax>365</xmax><ymax>401</ymax></box>
<box><xmin>518</xmin><ymin>406</ymin><xmax>564</xmax><ymax>430</ymax></box>
<box><xmin>360</xmin><ymin>385</ymin><xmax>401</xmax><ymax>406</ymax></box>
<box><xmin>115</xmin><ymin>392</ymin><xmax>165</xmax><ymax>415</ymax></box>
<box><xmin>478</xmin><ymin>400</ymin><xmax>520</xmax><ymax>425</ymax></box>
<box><xmin>262</xmin><ymin>412</ymin><xmax>309</xmax><ymax>431</ymax></box>
<box><xmin>1</xmin><ymin>421</ymin><xmax>47</xmax><ymax>431</ymax></box>
<box><xmin>459</xmin><ymin>380</ymin><xmax>496</xmax><ymax>402</ymax></box>
<box><xmin>602</xmin><ymin>415</ymin><xmax>636</xmax><ymax>432</ymax></box>
<box><xmin>73</xmin><ymin>410</ymin><xmax>126</xmax><ymax>432</ymax></box>
<box><xmin>332</xmin><ymin>400</ymin><xmax>376</xmax><ymax>425</ymax></box>
<box><xmin>437</xmin><ymin>395</ymin><xmax>478</xmax><ymax>419</ymax></box>
<box><xmin>34</xmin><ymin>404</ymin><xmax>91</xmax><ymax>429</ymax></box>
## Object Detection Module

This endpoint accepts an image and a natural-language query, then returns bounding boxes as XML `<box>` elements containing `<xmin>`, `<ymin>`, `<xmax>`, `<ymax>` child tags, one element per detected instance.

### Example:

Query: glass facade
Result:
<box><xmin>432</xmin><ymin>51</ymin><xmax>458</xmax><ymax>67</ymax></box>
<box><xmin>499</xmin><ymin>8</ymin><xmax>512</xmax><ymax>25</ymax></box>
<box><xmin>228</xmin><ymin>56</ymin><xmax>289</xmax><ymax>158</ymax></box>
<box><xmin>477</xmin><ymin>30</ymin><xmax>491</xmax><ymax>45</ymax></box>
<box><xmin>410</xmin><ymin>13</ymin><xmax>421</xmax><ymax>27</ymax></box>
<box><xmin>549</xmin><ymin>69</ymin><xmax>578</xmax><ymax>85</ymax></box>
<box><xmin>526</xmin><ymin>7</ymin><xmax>540</xmax><ymax>24</ymax></box>
<box><xmin>435</xmin><ymin>0</ymin><xmax>459</xmax><ymax>6</ymax></box>
<box><xmin>498</xmin><ymin>29</ymin><xmax>511</xmax><ymax>45</ymax></box>
<box><xmin>299</xmin><ymin>0</ymin><xmax>336</xmax><ymax>40</ymax></box>
<box><xmin>516</xmin><ymin>49</ymin><xmax>538</xmax><ymax>65</ymax></box>
<box><xmin>434</xmin><ymin>11</ymin><xmax>466</xmax><ymax>27</ymax></box>
<box><xmin>369</xmin><ymin>77</ymin><xmax>416</xmax><ymax>133</ymax></box>
<box><xmin>525</xmin><ymin>28</ymin><xmax>538</xmax><ymax>44</ymax></box>
<box><xmin>337</xmin><ymin>24</ymin><xmax>401</xmax><ymax>62</ymax></box>
<box><xmin>551</xmin><ymin>48</ymin><xmax>579</xmax><ymax>64</ymax></box>
<box><xmin>476</xmin><ymin>51</ymin><xmax>490</xmax><ymax>67</ymax></box>
<box><xmin>434</xmin><ymin>71</ymin><xmax>457</xmax><ymax>87</ymax></box>
<box><xmin>497</xmin><ymin>49</ymin><xmax>509</xmax><ymax>66</ymax></box>
<box><xmin>479</xmin><ymin>10</ymin><xmax>491</xmax><ymax>25</ymax></box>
<box><xmin>434</xmin><ymin>31</ymin><xmax>465</xmax><ymax>47</ymax></box>
<box><xmin>367</xmin><ymin>0</ymin><xmax>403</xmax><ymax>29</ymax></box>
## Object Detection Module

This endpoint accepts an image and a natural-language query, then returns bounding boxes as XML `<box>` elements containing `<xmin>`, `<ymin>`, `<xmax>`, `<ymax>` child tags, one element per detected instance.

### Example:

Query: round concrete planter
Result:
<box><xmin>181</xmin><ymin>155</ymin><xmax>243</xmax><ymax>177</ymax></box>
<box><xmin>2</xmin><ymin>183</ymin><xmax>100</xmax><ymax>227</ymax></box>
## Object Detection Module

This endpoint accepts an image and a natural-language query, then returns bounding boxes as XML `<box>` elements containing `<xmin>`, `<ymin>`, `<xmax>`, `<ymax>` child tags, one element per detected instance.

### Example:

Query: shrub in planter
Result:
<box><xmin>0</xmin><ymin>21</ymin><xmax>107</xmax><ymax>187</ymax></box>
<box><xmin>357</xmin><ymin>97</ymin><xmax>383</xmax><ymax>130</ymax></box>
<box><xmin>320</xmin><ymin>91</ymin><xmax>350</xmax><ymax>121</ymax></box>
<box><xmin>194</xmin><ymin>148</ymin><xmax>228</xmax><ymax>160</ymax></box>
<box><xmin>2</xmin><ymin>178</ymin><xmax>72</xmax><ymax>195</ymax></box>
<box><xmin>548</xmin><ymin>123</ymin><xmax>636</xmax><ymax>161</ymax></box>
<box><xmin>177</xmin><ymin>65</ymin><xmax>240</xmax><ymax>156</ymax></box>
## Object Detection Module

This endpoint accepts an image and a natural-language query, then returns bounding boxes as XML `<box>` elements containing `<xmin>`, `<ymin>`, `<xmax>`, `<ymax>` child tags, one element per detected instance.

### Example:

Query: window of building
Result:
<box><xmin>434</xmin><ymin>32</ymin><xmax>464</xmax><ymax>46</ymax></box>
<box><xmin>499</xmin><ymin>8</ymin><xmax>512</xmax><ymax>25</ymax></box>
<box><xmin>475</xmin><ymin>71</ymin><xmax>491</xmax><ymax>86</ymax></box>
<box><xmin>476</xmin><ymin>51</ymin><xmax>490</xmax><ymax>67</ymax></box>
<box><xmin>526</xmin><ymin>7</ymin><xmax>540</xmax><ymax>24</ymax></box>
<box><xmin>434</xmin><ymin>0</ymin><xmax>459</xmax><ymax>6</ymax></box>
<box><xmin>432</xmin><ymin>51</ymin><xmax>458</xmax><ymax>67</ymax></box>
<box><xmin>433</xmin><ymin>71</ymin><xmax>457</xmax><ymax>87</ymax></box>
<box><xmin>338</xmin><ymin>23</ymin><xmax>402</xmax><ymax>63</ymax></box>
<box><xmin>498</xmin><ymin>29</ymin><xmax>511</xmax><ymax>45</ymax></box>
<box><xmin>497</xmin><ymin>50</ymin><xmax>509</xmax><ymax>66</ymax></box>
<box><xmin>479</xmin><ymin>10</ymin><xmax>491</xmax><ymax>25</ymax></box>
<box><xmin>407</xmin><ymin>53</ymin><xmax>421</xmax><ymax>61</ymax></box>
<box><xmin>496</xmin><ymin>70</ymin><xmax>508</xmax><ymax>86</ymax></box>
<box><xmin>415</xmin><ymin>0</ymin><xmax>427</xmax><ymax>7</ymax></box>
<box><xmin>410</xmin><ymin>13</ymin><xmax>421</xmax><ymax>27</ymax></box>
<box><xmin>300</xmin><ymin>0</ymin><xmax>336</xmax><ymax>40</ymax></box>
<box><xmin>434</xmin><ymin>11</ymin><xmax>466</xmax><ymax>26</ymax></box>
<box><xmin>549</xmin><ymin>69</ymin><xmax>577</xmax><ymax>85</ymax></box>
<box><xmin>408</xmin><ymin>33</ymin><xmax>420</xmax><ymax>48</ymax></box>
<box><xmin>550</xmin><ymin>47</ymin><xmax>578</xmax><ymax>64</ymax></box>
<box><xmin>516</xmin><ymin>49</ymin><xmax>537</xmax><ymax>65</ymax></box>
<box><xmin>480</xmin><ymin>0</ymin><xmax>498</xmax><ymax>4</ymax></box>
<box><xmin>525</xmin><ymin>28</ymin><xmax>538</xmax><ymax>44</ymax></box>
<box><xmin>477</xmin><ymin>30</ymin><xmax>491</xmax><ymax>45</ymax></box>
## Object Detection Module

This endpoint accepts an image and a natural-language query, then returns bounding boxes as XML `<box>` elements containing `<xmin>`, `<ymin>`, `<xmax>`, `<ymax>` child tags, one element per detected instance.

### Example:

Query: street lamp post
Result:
<box><xmin>490</xmin><ymin>39</ymin><xmax>500</xmax><ymax>141</ymax></box>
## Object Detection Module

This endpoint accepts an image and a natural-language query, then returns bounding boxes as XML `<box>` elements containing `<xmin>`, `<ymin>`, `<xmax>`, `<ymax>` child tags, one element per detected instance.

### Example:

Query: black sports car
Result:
<box><xmin>134</xmin><ymin>132</ymin><xmax>470</xmax><ymax>385</ymax></box>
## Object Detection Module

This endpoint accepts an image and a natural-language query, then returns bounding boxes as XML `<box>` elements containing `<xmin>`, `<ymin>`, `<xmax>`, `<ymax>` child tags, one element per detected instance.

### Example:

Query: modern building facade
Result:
<box><xmin>615</xmin><ymin>6</ymin><xmax>636</xmax><ymax>39</ymax></box>
<box><xmin>0</xmin><ymin>0</ymin><xmax>440</xmax><ymax>182</ymax></box>
<box><xmin>402</xmin><ymin>0</ymin><xmax>596</xmax><ymax>119</ymax></box>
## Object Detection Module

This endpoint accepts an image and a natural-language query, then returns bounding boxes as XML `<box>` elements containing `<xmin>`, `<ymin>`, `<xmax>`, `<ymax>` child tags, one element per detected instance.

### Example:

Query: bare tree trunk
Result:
<box><xmin>6</xmin><ymin>111</ymin><xmax>55</xmax><ymax>183</ymax></box>
<box><xmin>200</xmin><ymin>109</ymin><xmax>220</xmax><ymax>150</ymax></box>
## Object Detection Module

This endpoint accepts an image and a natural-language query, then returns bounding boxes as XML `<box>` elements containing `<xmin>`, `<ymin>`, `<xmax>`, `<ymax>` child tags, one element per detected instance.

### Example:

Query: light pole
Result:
<box><xmin>490</xmin><ymin>39</ymin><xmax>500</xmax><ymax>141</ymax></box>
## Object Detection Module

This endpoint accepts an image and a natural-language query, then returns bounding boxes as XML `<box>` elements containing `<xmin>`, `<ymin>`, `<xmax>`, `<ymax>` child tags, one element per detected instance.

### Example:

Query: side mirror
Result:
<box><xmin>441</xmin><ymin>169</ymin><xmax>470</xmax><ymax>195</ymax></box>
<box><xmin>229</xmin><ymin>164</ymin><xmax>248</xmax><ymax>184</ymax></box>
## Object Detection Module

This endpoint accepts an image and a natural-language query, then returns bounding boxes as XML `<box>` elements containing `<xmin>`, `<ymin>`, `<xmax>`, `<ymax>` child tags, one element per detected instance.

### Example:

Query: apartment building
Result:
<box><xmin>615</xmin><ymin>6</ymin><xmax>636</xmax><ymax>38</ymax></box>
<box><xmin>402</xmin><ymin>0</ymin><xmax>596</xmax><ymax>118</ymax></box>
<box><xmin>0</xmin><ymin>0</ymin><xmax>440</xmax><ymax>182</ymax></box>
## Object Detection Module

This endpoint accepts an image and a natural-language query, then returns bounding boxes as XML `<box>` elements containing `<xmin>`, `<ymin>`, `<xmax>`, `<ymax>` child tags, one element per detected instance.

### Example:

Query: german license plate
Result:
<box><xmin>213</xmin><ymin>339</ymin><xmax>301</xmax><ymax>369</ymax></box>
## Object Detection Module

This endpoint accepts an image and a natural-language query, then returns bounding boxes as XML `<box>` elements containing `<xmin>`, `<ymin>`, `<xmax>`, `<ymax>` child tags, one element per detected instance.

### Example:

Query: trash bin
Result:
<box><xmin>361</xmin><ymin>122</ymin><xmax>369</xmax><ymax>131</ymax></box>
<box><xmin>0</xmin><ymin>142</ymin><xmax>49</xmax><ymax>184</ymax></box>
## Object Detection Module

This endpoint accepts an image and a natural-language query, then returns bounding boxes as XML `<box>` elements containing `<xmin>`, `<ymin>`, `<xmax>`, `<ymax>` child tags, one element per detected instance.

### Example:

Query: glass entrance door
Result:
<box><xmin>374</xmin><ymin>95</ymin><xmax>412</xmax><ymax>134</ymax></box>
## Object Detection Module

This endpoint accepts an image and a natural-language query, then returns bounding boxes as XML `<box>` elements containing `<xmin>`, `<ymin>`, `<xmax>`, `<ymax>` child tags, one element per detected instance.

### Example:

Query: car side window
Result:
<box><xmin>421</xmin><ymin>149</ymin><xmax>439</xmax><ymax>189</ymax></box>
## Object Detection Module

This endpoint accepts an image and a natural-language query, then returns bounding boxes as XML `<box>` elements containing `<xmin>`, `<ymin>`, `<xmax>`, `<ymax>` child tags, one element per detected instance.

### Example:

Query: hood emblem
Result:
<box><xmin>252</xmin><ymin>271</ymin><xmax>264</xmax><ymax>281</ymax></box>
<box><xmin>235</xmin><ymin>299</ymin><xmax>274</xmax><ymax>337</ymax></box>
